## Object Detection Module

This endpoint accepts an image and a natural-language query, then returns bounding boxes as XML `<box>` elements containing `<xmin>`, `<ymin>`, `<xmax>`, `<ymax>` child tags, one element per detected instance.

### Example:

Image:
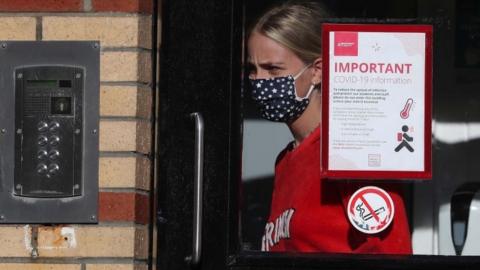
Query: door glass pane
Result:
<box><xmin>241</xmin><ymin>0</ymin><xmax>480</xmax><ymax>256</ymax></box>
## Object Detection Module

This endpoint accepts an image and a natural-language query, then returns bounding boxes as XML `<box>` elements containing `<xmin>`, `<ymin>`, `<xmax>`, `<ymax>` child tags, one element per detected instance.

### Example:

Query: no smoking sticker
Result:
<box><xmin>347</xmin><ymin>186</ymin><xmax>394</xmax><ymax>234</ymax></box>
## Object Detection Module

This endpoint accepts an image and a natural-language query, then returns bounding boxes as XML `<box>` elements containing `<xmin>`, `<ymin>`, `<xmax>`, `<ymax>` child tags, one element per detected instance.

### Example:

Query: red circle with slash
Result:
<box><xmin>347</xmin><ymin>186</ymin><xmax>394</xmax><ymax>234</ymax></box>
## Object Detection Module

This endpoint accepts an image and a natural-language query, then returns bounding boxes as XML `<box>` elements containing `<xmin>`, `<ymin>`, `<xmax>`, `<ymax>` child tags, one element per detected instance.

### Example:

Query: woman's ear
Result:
<box><xmin>311</xmin><ymin>57</ymin><xmax>322</xmax><ymax>85</ymax></box>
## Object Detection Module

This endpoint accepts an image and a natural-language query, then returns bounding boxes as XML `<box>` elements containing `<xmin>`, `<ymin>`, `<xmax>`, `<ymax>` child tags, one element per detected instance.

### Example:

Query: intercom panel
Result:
<box><xmin>15</xmin><ymin>66</ymin><xmax>83</xmax><ymax>198</ymax></box>
<box><xmin>0</xmin><ymin>41</ymin><xmax>99</xmax><ymax>223</ymax></box>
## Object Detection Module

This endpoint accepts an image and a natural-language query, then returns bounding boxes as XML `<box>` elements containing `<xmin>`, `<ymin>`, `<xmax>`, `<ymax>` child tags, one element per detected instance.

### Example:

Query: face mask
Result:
<box><xmin>249</xmin><ymin>65</ymin><xmax>316</xmax><ymax>123</ymax></box>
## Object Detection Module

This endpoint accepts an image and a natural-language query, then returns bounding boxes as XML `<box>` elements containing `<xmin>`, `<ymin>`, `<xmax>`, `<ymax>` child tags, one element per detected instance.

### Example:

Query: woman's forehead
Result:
<box><xmin>247</xmin><ymin>32</ymin><xmax>297</xmax><ymax>64</ymax></box>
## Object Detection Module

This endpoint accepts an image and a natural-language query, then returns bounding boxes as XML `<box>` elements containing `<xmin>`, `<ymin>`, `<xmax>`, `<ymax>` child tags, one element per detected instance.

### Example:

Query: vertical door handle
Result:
<box><xmin>187</xmin><ymin>112</ymin><xmax>204</xmax><ymax>266</ymax></box>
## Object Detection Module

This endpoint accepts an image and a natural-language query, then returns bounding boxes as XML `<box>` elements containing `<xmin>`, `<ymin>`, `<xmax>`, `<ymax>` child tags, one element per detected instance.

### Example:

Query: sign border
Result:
<box><xmin>321</xmin><ymin>24</ymin><xmax>433</xmax><ymax>180</ymax></box>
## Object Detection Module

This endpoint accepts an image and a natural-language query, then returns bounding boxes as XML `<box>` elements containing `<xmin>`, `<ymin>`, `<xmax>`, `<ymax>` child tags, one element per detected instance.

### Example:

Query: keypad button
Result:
<box><xmin>38</xmin><ymin>136</ymin><xmax>48</xmax><ymax>146</ymax></box>
<box><xmin>48</xmin><ymin>150</ymin><xmax>60</xmax><ymax>160</ymax></box>
<box><xmin>37</xmin><ymin>150</ymin><xmax>48</xmax><ymax>160</ymax></box>
<box><xmin>49</xmin><ymin>122</ymin><xmax>60</xmax><ymax>132</ymax></box>
<box><xmin>49</xmin><ymin>135</ymin><xmax>60</xmax><ymax>146</ymax></box>
<box><xmin>37</xmin><ymin>121</ymin><xmax>48</xmax><ymax>132</ymax></box>
<box><xmin>48</xmin><ymin>164</ymin><xmax>60</xmax><ymax>175</ymax></box>
<box><xmin>37</xmin><ymin>163</ymin><xmax>48</xmax><ymax>174</ymax></box>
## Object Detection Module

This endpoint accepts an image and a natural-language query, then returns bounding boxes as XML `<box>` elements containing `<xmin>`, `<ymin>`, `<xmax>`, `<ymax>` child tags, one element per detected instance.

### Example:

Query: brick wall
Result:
<box><xmin>0</xmin><ymin>0</ymin><xmax>156</xmax><ymax>269</ymax></box>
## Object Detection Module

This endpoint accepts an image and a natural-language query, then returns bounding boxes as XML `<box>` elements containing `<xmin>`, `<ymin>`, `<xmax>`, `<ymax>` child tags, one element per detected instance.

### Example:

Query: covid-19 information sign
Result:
<box><xmin>321</xmin><ymin>24</ymin><xmax>432</xmax><ymax>180</ymax></box>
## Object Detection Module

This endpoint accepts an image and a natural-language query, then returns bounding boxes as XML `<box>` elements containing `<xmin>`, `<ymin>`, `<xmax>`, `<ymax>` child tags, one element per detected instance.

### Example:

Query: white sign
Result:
<box><xmin>322</xmin><ymin>25</ymin><xmax>432</xmax><ymax>179</ymax></box>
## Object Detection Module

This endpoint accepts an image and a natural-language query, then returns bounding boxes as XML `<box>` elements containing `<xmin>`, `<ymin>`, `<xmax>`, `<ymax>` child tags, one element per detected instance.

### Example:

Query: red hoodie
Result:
<box><xmin>261</xmin><ymin>127</ymin><xmax>412</xmax><ymax>254</ymax></box>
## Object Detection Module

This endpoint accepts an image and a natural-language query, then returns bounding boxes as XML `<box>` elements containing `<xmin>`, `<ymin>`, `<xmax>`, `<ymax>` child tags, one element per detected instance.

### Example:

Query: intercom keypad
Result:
<box><xmin>0</xmin><ymin>41</ymin><xmax>99</xmax><ymax>223</ymax></box>
<box><xmin>14</xmin><ymin>66</ymin><xmax>83</xmax><ymax>198</ymax></box>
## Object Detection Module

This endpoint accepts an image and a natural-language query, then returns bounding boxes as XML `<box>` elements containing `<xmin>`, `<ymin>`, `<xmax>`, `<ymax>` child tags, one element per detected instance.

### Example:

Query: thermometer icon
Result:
<box><xmin>400</xmin><ymin>98</ymin><xmax>414</xmax><ymax>119</ymax></box>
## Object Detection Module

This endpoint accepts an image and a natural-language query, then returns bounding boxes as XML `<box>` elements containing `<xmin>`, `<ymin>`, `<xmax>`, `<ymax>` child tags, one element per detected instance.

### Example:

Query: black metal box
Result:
<box><xmin>0</xmin><ymin>41</ymin><xmax>99</xmax><ymax>223</ymax></box>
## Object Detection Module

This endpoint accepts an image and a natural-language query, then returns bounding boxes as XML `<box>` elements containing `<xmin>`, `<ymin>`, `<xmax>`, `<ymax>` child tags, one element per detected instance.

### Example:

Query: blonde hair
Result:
<box><xmin>252</xmin><ymin>1</ymin><xmax>330</xmax><ymax>64</ymax></box>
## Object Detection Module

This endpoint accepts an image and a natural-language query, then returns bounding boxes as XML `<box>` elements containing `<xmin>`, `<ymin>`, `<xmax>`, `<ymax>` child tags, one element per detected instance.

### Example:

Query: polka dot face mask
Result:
<box><xmin>249</xmin><ymin>65</ymin><xmax>315</xmax><ymax>123</ymax></box>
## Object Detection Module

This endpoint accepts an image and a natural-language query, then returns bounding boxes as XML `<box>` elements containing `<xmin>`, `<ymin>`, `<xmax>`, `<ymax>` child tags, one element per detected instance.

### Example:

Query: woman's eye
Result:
<box><xmin>268</xmin><ymin>67</ymin><xmax>281</xmax><ymax>75</ymax></box>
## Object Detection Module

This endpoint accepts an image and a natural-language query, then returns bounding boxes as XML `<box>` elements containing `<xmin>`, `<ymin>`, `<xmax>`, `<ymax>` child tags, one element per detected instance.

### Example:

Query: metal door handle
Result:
<box><xmin>187</xmin><ymin>112</ymin><xmax>204</xmax><ymax>266</ymax></box>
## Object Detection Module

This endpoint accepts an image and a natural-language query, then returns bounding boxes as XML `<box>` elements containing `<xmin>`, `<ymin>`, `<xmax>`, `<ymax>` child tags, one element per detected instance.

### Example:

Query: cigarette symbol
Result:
<box><xmin>400</xmin><ymin>98</ymin><xmax>414</xmax><ymax>119</ymax></box>
<box><xmin>363</xmin><ymin>207</ymin><xmax>386</xmax><ymax>221</ymax></box>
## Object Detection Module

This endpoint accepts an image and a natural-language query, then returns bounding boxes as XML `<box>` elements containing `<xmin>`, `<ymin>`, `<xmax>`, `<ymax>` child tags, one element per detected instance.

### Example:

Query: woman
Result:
<box><xmin>247</xmin><ymin>1</ymin><xmax>412</xmax><ymax>253</ymax></box>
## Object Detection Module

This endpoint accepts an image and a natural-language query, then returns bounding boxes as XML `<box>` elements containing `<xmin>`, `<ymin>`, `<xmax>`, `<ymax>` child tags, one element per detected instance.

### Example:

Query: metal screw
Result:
<box><xmin>93</xmin><ymin>43</ymin><xmax>99</xmax><ymax>49</ymax></box>
<box><xmin>17</xmin><ymin>73</ymin><xmax>23</xmax><ymax>79</ymax></box>
<box><xmin>1</xmin><ymin>43</ymin><xmax>6</xmax><ymax>49</ymax></box>
<box><xmin>1</xmin><ymin>129</ymin><xmax>5</xmax><ymax>134</ymax></box>
<box><xmin>75</xmin><ymin>129</ymin><xmax>80</xmax><ymax>134</ymax></box>
<box><xmin>76</xmin><ymin>73</ymin><xmax>82</xmax><ymax>79</ymax></box>
<box><xmin>90</xmin><ymin>215</ymin><xmax>96</xmax><ymax>221</ymax></box>
<box><xmin>16</xmin><ymin>184</ymin><xmax>22</xmax><ymax>190</ymax></box>
<box><xmin>31</xmin><ymin>248</ymin><xmax>39</xmax><ymax>258</ymax></box>
<box><xmin>16</xmin><ymin>129</ymin><xmax>22</xmax><ymax>134</ymax></box>
<box><xmin>0</xmin><ymin>215</ymin><xmax>4</xmax><ymax>220</ymax></box>
<box><xmin>92</xmin><ymin>129</ymin><xmax>97</xmax><ymax>134</ymax></box>
<box><xmin>73</xmin><ymin>184</ymin><xmax>79</xmax><ymax>189</ymax></box>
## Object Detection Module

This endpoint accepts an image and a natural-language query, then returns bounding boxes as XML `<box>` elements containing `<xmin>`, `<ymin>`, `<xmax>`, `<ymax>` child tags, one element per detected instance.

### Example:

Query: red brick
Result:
<box><xmin>92</xmin><ymin>0</ymin><xmax>153</xmax><ymax>13</ymax></box>
<box><xmin>0</xmin><ymin>0</ymin><xmax>82</xmax><ymax>12</ymax></box>
<box><xmin>135</xmin><ymin>192</ymin><xmax>150</xmax><ymax>224</ymax></box>
<box><xmin>99</xmin><ymin>192</ymin><xmax>150</xmax><ymax>224</ymax></box>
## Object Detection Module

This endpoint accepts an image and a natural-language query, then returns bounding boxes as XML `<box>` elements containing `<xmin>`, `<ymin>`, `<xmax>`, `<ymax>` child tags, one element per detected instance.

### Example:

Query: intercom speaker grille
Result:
<box><xmin>24</xmin><ymin>95</ymin><xmax>49</xmax><ymax>116</ymax></box>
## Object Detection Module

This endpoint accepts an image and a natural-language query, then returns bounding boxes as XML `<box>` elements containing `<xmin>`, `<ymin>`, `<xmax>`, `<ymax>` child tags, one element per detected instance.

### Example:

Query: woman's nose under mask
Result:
<box><xmin>249</xmin><ymin>65</ymin><xmax>316</xmax><ymax>123</ymax></box>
